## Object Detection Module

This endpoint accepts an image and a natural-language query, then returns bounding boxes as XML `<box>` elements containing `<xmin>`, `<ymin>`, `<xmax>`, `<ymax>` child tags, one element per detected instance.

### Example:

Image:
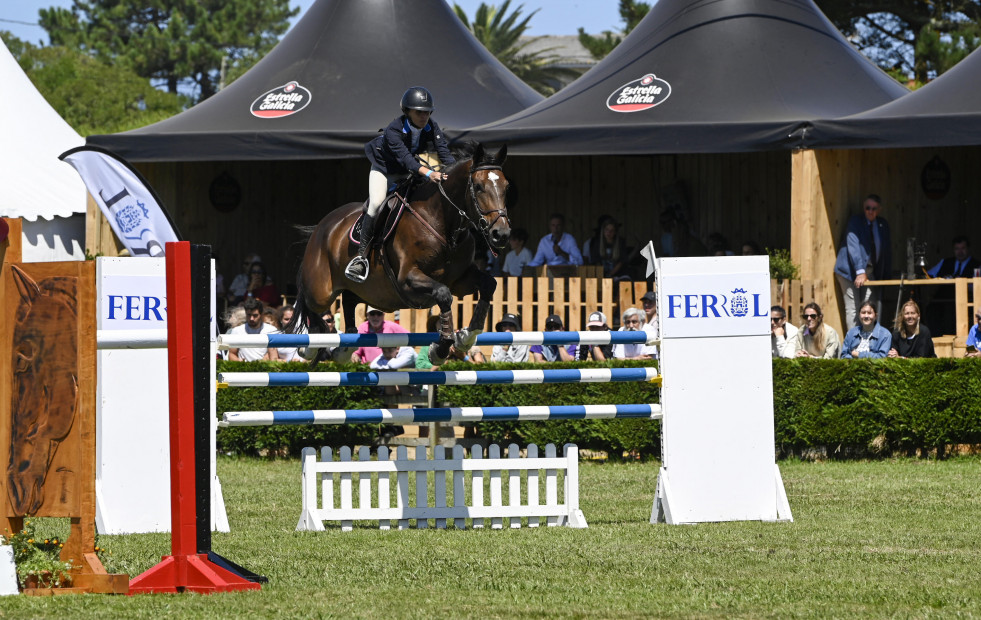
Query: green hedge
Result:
<box><xmin>216</xmin><ymin>358</ymin><xmax>981</xmax><ymax>459</ymax></box>
<box><xmin>216</xmin><ymin>361</ymin><xmax>381</xmax><ymax>456</ymax></box>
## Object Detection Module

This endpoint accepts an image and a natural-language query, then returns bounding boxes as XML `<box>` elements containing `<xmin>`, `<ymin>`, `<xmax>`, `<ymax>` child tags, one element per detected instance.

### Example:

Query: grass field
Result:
<box><xmin>4</xmin><ymin>456</ymin><xmax>981</xmax><ymax>618</ymax></box>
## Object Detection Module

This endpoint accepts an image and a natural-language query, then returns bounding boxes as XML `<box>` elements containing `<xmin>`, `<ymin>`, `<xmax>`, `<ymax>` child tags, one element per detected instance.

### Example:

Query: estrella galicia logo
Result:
<box><xmin>114</xmin><ymin>200</ymin><xmax>149</xmax><ymax>234</ymax></box>
<box><xmin>729</xmin><ymin>288</ymin><xmax>749</xmax><ymax>317</ymax></box>
<box><xmin>251</xmin><ymin>81</ymin><xmax>312</xmax><ymax>118</ymax></box>
<box><xmin>606</xmin><ymin>73</ymin><xmax>671</xmax><ymax>113</ymax></box>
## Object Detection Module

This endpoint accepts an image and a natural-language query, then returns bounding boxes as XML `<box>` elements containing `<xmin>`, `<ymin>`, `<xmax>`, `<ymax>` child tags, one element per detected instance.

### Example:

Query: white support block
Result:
<box><xmin>0</xmin><ymin>546</ymin><xmax>17</xmax><ymax>596</ymax></box>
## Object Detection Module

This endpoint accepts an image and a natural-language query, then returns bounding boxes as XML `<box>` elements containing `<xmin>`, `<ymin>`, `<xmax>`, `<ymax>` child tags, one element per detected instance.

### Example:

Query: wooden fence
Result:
<box><xmin>319</xmin><ymin>277</ymin><xmax>828</xmax><ymax>333</ymax></box>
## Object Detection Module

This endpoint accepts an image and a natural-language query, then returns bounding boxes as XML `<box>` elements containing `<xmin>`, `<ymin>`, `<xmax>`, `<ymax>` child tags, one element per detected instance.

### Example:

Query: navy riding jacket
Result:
<box><xmin>364</xmin><ymin>116</ymin><xmax>455</xmax><ymax>175</ymax></box>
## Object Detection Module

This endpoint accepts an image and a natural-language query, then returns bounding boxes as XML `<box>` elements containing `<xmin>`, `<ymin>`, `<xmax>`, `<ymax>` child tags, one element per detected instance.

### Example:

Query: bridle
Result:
<box><xmin>436</xmin><ymin>160</ymin><xmax>511</xmax><ymax>251</ymax></box>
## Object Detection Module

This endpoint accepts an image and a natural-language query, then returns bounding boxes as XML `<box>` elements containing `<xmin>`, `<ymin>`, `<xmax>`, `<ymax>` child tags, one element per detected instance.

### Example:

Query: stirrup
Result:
<box><xmin>344</xmin><ymin>256</ymin><xmax>369</xmax><ymax>283</ymax></box>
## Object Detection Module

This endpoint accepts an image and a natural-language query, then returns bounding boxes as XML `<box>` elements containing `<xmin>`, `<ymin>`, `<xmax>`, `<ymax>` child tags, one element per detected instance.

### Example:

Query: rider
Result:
<box><xmin>345</xmin><ymin>86</ymin><xmax>456</xmax><ymax>282</ymax></box>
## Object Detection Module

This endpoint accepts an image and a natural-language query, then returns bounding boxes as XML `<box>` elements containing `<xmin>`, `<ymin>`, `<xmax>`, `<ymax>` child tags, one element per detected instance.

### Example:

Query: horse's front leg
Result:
<box><xmin>452</xmin><ymin>268</ymin><xmax>495</xmax><ymax>353</ymax></box>
<box><xmin>404</xmin><ymin>269</ymin><xmax>455</xmax><ymax>365</ymax></box>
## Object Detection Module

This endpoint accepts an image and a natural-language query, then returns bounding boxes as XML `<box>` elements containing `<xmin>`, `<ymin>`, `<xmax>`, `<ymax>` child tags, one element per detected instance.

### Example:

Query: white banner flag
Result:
<box><xmin>60</xmin><ymin>146</ymin><xmax>180</xmax><ymax>256</ymax></box>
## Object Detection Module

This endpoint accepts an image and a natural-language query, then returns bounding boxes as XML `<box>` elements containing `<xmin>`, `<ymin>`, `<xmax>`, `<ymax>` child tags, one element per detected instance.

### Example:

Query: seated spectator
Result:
<box><xmin>578</xmin><ymin>311</ymin><xmax>613</xmax><ymax>361</ymax></box>
<box><xmin>794</xmin><ymin>302</ymin><xmax>841</xmax><ymax>359</ymax></box>
<box><xmin>262</xmin><ymin>306</ymin><xmax>277</xmax><ymax>326</ymax></box>
<box><xmin>501</xmin><ymin>228</ymin><xmax>533</xmax><ymax>277</ymax></box>
<box><xmin>222</xmin><ymin>305</ymin><xmax>246</xmax><ymax>333</ymax></box>
<box><xmin>490</xmin><ymin>313</ymin><xmax>529</xmax><ymax>362</ymax></box>
<box><xmin>741</xmin><ymin>241</ymin><xmax>763</xmax><ymax>256</ymax></box>
<box><xmin>226</xmin><ymin>298</ymin><xmax>279</xmax><ymax>361</ymax></box>
<box><xmin>640</xmin><ymin>291</ymin><xmax>660</xmax><ymax>356</ymax></box>
<box><xmin>227</xmin><ymin>252</ymin><xmax>261</xmax><ymax>304</ymax></box>
<box><xmin>888</xmin><ymin>300</ymin><xmax>937</xmax><ymax>358</ymax></box>
<box><xmin>530</xmin><ymin>314</ymin><xmax>576</xmax><ymax>362</ymax></box>
<box><xmin>244</xmin><ymin>261</ymin><xmax>280</xmax><ymax>306</ymax></box>
<box><xmin>416</xmin><ymin>315</ymin><xmax>485</xmax><ymax>369</ymax></box>
<box><xmin>612</xmin><ymin>308</ymin><xmax>657</xmax><ymax>360</ymax></box>
<box><xmin>840</xmin><ymin>301</ymin><xmax>891</xmax><ymax>359</ymax></box>
<box><xmin>583</xmin><ymin>217</ymin><xmax>630</xmax><ymax>280</ymax></box>
<box><xmin>322</xmin><ymin>311</ymin><xmax>339</xmax><ymax>334</ymax></box>
<box><xmin>351</xmin><ymin>306</ymin><xmax>409</xmax><ymax>364</ymax></box>
<box><xmin>527</xmin><ymin>213</ymin><xmax>583</xmax><ymax>267</ymax></box>
<box><xmin>707</xmin><ymin>232</ymin><xmax>734</xmax><ymax>256</ymax></box>
<box><xmin>370</xmin><ymin>346</ymin><xmax>417</xmax><ymax>370</ymax></box>
<box><xmin>927</xmin><ymin>235</ymin><xmax>980</xmax><ymax>278</ymax></box>
<box><xmin>274</xmin><ymin>305</ymin><xmax>301</xmax><ymax>362</ymax></box>
<box><xmin>966</xmin><ymin>309</ymin><xmax>981</xmax><ymax>358</ymax></box>
<box><xmin>770</xmin><ymin>305</ymin><xmax>798</xmax><ymax>359</ymax></box>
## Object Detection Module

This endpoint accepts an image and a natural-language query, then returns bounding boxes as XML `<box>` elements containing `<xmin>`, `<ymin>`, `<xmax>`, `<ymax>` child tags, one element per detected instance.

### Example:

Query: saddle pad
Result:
<box><xmin>349</xmin><ymin>195</ymin><xmax>406</xmax><ymax>246</ymax></box>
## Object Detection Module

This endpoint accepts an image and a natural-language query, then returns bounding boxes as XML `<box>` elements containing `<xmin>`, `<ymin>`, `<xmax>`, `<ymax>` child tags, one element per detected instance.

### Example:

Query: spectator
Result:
<box><xmin>501</xmin><ymin>228</ymin><xmax>533</xmax><ymax>277</ymax></box>
<box><xmin>262</xmin><ymin>306</ymin><xmax>277</xmax><ymax>326</ymax></box>
<box><xmin>741</xmin><ymin>241</ymin><xmax>763</xmax><ymax>256</ymax></box>
<box><xmin>888</xmin><ymin>300</ymin><xmax>936</xmax><ymax>358</ymax></box>
<box><xmin>707</xmin><ymin>232</ymin><xmax>734</xmax><ymax>256</ymax></box>
<box><xmin>530</xmin><ymin>314</ymin><xmax>576</xmax><ymax>362</ymax></box>
<box><xmin>578</xmin><ymin>311</ymin><xmax>613</xmax><ymax>361</ymax></box>
<box><xmin>527</xmin><ymin>213</ymin><xmax>583</xmax><ymax>267</ymax></box>
<box><xmin>794</xmin><ymin>302</ymin><xmax>841</xmax><ymax>359</ymax></box>
<box><xmin>351</xmin><ymin>306</ymin><xmax>409</xmax><ymax>364</ymax></box>
<box><xmin>965</xmin><ymin>309</ymin><xmax>981</xmax><ymax>358</ymax></box>
<box><xmin>612</xmin><ymin>308</ymin><xmax>658</xmax><ymax>360</ymax></box>
<box><xmin>245</xmin><ymin>261</ymin><xmax>280</xmax><ymax>307</ymax></box>
<box><xmin>927</xmin><ymin>235</ymin><xmax>980</xmax><ymax>278</ymax></box>
<box><xmin>490</xmin><ymin>313</ymin><xmax>529</xmax><ymax>362</ymax></box>
<box><xmin>417</xmin><ymin>315</ymin><xmax>485</xmax><ymax>369</ymax></box>
<box><xmin>834</xmin><ymin>194</ymin><xmax>891</xmax><ymax>329</ymax></box>
<box><xmin>222</xmin><ymin>305</ymin><xmax>246</xmax><ymax>333</ymax></box>
<box><xmin>322</xmin><ymin>311</ymin><xmax>339</xmax><ymax>334</ymax></box>
<box><xmin>640</xmin><ymin>291</ymin><xmax>660</xmax><ymax>357</ymax></box>
<box><xmin>274</xmin><ymin>306</ymin><xmax>301</xmax><ymax>362</ymax></box>
<box><xmin>226</xmin><ymin>298</ymin><xmax>279</xmax><ymax>361</ymax></box>
<box><xmin>370</xmin><ymin>346</ymin><xmax>417</xmax><ymax>370</ymax></box>
<box><xmin>583</xmin><ymin>216</ymin><xmax>629</xmax><ymax>279</ymax></box>
<box><xmin>770</xmin><ymin>305</ymin><xmax>799</xmax><ymax>359</ymax></box>
<box><xmin>227</xmin><ymin>252</ymin><xmax>261</xmax><ymax>304</ymax></box>
<box><xmin>926</xmin><ymin>235</ymin><xmax>981</xmax><ymax>336</ymax></box>
<box><xmin>840</xmin><ymin>301</ymin><xmax>891</xmax><ymax>359</ymax></box>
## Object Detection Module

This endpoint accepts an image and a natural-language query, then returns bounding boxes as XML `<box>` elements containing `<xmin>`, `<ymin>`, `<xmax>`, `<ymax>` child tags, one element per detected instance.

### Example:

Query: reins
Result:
<box><xmin>434</xmin><ymin>161</ymin><xmax>510</xmax><ymax>252</ymax></box>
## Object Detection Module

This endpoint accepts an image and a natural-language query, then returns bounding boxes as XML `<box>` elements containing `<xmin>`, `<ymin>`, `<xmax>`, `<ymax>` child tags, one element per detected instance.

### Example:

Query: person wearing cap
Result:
<box><xmin>612</xmin><ymin>307</ymin><xmax>658</xmax><ymax>360</ymax></box>
<box><xmin>527</xmin><ymin>213</ymin><xmax>583</xmax><ymax>268</ymax></box>
<box><xmin>579</xmin><ymin>311</ymin><xmax>613</xmax><ymax>361</ymax></box>
<box><xmin>530</xmin><ymin>314</ymin><xmax>576</xmax><ymax>362</ymax></box>
<box><xmin>345</xmin><ymin>86</ymin><xmax>456</xmax><ymax>283</ymax></box>
<box><xmin>490</xmin><ymin>313</ymin><xmax>529</xmax><ymax>362</ymax></box>
<box><xmin>350</xmin><ymin>306</ymin><xmax>410</xmax><ymax>364</ymax></box>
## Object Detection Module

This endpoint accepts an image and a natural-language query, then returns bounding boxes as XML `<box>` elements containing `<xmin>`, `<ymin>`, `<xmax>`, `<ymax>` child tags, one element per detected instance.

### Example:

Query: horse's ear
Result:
<box><xmin>473</xmin><ymin>142</ymin><xmax>485</xmax><ymax>165</ymax></box>
<box><xmin>11</xmin><ymin>265</ymin><xmax>39</xmax><ymax>306</ymax></box>
<box><xmin>494</xmin><ymin>144</ymin><xmax>508</xmax><ymax>164</ymax></box>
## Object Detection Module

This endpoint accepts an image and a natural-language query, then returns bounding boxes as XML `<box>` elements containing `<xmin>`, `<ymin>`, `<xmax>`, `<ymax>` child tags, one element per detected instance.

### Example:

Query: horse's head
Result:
<box><xmin>468</xmin><ymin>143</ymin><xmax>511</xmax><ymax>250</ymax></box>
<box><xmin>7</xmin><ymin>266</ymin><xmax>79</xmax><ymax>515</ymax></box>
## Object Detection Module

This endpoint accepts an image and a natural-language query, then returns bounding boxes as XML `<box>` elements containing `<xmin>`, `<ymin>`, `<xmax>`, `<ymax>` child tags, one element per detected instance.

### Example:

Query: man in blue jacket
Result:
<box><xmin>834</xmin><ymin>194</ymin><xmax>891</xmax><ymax>329</ymax></box>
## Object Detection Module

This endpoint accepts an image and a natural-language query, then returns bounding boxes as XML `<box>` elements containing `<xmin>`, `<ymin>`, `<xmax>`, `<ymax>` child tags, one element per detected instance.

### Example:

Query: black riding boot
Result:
<box><xmin>345</xmin><ymin>213</ymin><xmax>375</xmax><ymax>282</ymax></box>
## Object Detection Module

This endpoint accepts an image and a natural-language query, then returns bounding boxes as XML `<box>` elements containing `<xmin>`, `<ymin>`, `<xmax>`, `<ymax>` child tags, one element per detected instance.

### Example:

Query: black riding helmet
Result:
<box><xmin>401</xmin><ymin>86</ymin><xmax>435</xmax><ymax>114</ymax></box>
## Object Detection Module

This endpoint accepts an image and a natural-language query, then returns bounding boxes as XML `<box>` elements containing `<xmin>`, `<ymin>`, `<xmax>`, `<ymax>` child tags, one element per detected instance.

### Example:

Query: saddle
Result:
<box><xmin>349</xmin><ymin>175</ymin><xmax>425</xmax><ymax>247</ymax></box>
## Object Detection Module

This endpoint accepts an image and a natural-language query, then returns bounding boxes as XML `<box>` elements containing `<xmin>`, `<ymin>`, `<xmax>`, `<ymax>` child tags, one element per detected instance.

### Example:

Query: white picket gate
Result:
<box><xmin>296</xmin><ymin>443</ymin><xmax>587</xmax><ymax>531</ymax></box>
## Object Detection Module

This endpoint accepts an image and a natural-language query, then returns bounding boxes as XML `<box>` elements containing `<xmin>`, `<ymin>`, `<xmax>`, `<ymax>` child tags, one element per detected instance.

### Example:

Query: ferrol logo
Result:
<box><xmin>606</xmin><ymin>73</ymin><xmax>671</xmax><ymax>113</ymax></box>
<box><xmin>251</xmin><ymin>81</ymin><xmax>312</xmax><ymax>118</ymax></box>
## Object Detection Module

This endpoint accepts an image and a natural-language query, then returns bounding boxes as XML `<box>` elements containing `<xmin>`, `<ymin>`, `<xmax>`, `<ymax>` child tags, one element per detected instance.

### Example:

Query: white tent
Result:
<box><xmin>0</xmin><ymin>36</ymin><xmax>86</xmax><ymax>261</ymax></box>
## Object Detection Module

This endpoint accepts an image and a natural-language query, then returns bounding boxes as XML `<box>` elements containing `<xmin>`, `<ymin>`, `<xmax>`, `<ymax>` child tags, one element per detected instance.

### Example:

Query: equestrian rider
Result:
<box><xmin>345</xmin><ymin>86</ymin><xmax>457</xmax><ymax>282</ymax></box>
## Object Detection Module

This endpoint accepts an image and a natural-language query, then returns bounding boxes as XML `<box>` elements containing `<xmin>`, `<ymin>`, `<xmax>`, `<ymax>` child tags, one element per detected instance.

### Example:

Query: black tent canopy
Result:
<box><xmin>87</xmin><ymin>0</ymin><xmax>542</xmax><ymax>162</ymax></box>
<box><xmin>460</xmin><ymin>0</ymin><xmax>908</xmax><ymax>155</ymax></box>
<box><xmin>807</xmin><ymin>46</ymin><xmax>981</xmax><ymax>149</ymax></box>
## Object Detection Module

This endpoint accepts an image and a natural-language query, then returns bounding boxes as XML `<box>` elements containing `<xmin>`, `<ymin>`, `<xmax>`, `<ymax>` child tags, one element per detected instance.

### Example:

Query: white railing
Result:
<box><xmin>297</xmin><ymin>443</ymin><xmax>586</xmax><ymax>531</ymax></box>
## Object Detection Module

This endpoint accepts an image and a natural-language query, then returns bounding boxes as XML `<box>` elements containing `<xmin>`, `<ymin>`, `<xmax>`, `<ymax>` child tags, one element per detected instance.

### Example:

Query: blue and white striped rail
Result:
<box><xmin>221</xmin><ymin>404</ymin><xmax>662</xmax><ymax>427</ymax></box>
<box><xmin>219</xmin><ymin>367</ymin><xmax>660</xmax><ymax>387</ymax></box>
<box><xmin>217</xmin><ymin>330</ymin><xmax>658</xmax><ymax>350</ymax></box>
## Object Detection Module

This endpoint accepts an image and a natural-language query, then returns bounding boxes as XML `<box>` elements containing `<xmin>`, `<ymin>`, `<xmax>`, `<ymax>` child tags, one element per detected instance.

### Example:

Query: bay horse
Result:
<box><xmin>286</xmin><ymin>143</ymin><xmax>511</xmax><ymax>364</ymax></box>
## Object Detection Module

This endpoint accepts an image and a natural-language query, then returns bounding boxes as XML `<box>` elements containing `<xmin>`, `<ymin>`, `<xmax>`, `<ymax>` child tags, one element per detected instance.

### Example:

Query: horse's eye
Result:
<box><xmin>15</xmin><ymin>340</ymin><xmax>37</xmax><ymax>373</ymax></box>
<box><xmin>474</xmin><ymin>183</ymin><xmax>484</xmax><ymax>193</ymax></box>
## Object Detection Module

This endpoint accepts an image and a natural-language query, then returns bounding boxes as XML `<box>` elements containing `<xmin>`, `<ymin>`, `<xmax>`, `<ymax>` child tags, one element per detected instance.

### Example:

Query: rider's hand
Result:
<box><xmin>431</xmin><ymin>171</ymin><xmax>446</xmax><ymax>182</ymax></box>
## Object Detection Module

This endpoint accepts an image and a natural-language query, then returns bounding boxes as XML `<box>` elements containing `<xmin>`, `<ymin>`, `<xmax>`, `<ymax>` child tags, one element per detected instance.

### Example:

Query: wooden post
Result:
<box><xmin>84</xmin><ymin>193</ymin><xmax>125</xmax><ymax>258</ymax></box>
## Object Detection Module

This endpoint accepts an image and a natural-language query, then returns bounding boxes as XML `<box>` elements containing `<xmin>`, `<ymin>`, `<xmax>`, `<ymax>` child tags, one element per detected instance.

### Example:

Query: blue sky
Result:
<box><xmin>2</xmin><ymin>0</ymin><xmax>626</xmax><ymax>46</ymax></box>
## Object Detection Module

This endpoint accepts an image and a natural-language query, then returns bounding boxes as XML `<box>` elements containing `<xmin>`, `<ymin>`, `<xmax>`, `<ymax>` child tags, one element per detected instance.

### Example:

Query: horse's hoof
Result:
<box><xmin>454</xmin><ymin>328</ymin><xmax>481</xmax><ymax>353</ymax></box>
<box><xmin>332</xmin><ymin>347</ymin><xmax>354</xmax><ymax>364</ymax></box>
<box><xmin>428</xmin><ymin>346</ymin><xmax>448</xmax><ymax>366</ymax></box>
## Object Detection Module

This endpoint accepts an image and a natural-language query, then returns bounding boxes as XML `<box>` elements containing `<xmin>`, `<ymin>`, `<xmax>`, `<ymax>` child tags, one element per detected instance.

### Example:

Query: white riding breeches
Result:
<box><xmin>366</xmin><ymin>170</ymin><xmax>390</xmax><ymax>218</ymax></box>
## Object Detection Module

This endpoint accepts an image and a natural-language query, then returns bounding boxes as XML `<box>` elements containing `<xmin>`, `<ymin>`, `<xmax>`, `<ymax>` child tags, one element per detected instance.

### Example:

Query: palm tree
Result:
<box><xmin>454</xmin><ymin>1</ymin><xmax>581</xmax><ymax>95</ymax></box>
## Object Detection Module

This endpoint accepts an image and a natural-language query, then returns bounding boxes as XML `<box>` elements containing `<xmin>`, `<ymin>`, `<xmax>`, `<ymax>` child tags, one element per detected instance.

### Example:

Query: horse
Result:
<box><xmin>286</xmin><ymin>142</ymin><xmax>511</xmax><ymax>364</ymax></box>
<box><xmin>7</xmin><ymin>266</ymin><xmax>79</xmax><ymax>516</ymax></box>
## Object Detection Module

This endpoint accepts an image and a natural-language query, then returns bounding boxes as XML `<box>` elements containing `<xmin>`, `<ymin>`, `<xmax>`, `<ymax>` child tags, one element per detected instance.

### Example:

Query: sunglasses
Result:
<box><xmin>770</xmin><ymin>317</ymin><xmax>783</xmax><ymax>322</ymax></box>
<box><xmin>864</xmin><ymin>205</ymin><xmax>879</xmax><ymax>211</ymax></box>
<box><xmin>802</xmin><ymin>313</ymin><xmax>819</xmax><ymax>320</ymax></box>
<box><xmin>324</xmin><ymin>317</ymin><xmax>334</xmax><ymax>323</ymax></box>
<box><xmin>367</xmin><ymin>311</ymin><xmax>384</xmax><ymax>316</ymax></box>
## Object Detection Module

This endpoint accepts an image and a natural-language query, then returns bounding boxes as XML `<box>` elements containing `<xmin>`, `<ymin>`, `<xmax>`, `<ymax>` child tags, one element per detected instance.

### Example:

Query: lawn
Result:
<box><xmin>4</xmin><ymin>456</ymin><xmax>980</xmax><ymax>618</ymax></box>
